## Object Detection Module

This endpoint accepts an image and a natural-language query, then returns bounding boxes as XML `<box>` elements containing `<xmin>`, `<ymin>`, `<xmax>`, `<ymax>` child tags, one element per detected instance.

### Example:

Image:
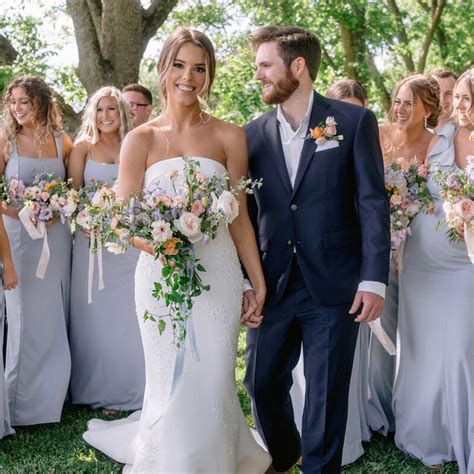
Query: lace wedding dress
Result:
<box><xmin>83</xmin><ymin>157</ymin><xmax>271</xmax><ymax>473</ymax></box>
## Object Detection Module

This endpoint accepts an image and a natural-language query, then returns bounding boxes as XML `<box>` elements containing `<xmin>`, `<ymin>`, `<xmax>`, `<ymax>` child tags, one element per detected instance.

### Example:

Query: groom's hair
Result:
<box><xmin>249</xmin><ymin>26</ymin><xmax>321</xmax><ymax>81</ymax></box>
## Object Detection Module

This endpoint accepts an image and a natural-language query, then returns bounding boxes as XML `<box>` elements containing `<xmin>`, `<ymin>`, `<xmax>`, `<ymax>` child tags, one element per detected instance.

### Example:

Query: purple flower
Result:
<box><xmin>38</xmin><ymin>207</ymin><xmax>53</xmax><ymax>221</ymax></box>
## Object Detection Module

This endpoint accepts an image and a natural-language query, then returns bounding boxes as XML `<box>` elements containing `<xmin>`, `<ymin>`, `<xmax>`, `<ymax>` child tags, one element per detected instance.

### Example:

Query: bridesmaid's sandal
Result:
<box><xmin>428</xmin><ymin>464</ymin><xmax>443</xmax><ymax>470</ymax></box>
<box><xmin>101</xmin><ymin>408</ymin><xmax>119</xmax><ymax>416</ymax></box>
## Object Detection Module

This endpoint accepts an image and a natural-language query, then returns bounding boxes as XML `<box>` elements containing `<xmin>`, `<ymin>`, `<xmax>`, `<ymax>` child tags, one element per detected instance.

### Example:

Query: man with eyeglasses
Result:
<box><xmin>122</xmin><ymin>83</ymin><xmax>153</xmax><ymax>128</ymax></box>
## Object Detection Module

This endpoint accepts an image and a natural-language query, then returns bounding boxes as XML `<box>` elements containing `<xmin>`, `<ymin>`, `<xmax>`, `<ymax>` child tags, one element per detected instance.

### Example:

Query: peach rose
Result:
<box><xmin>174</xmin><ymin>212</ymin><xmax>203</xmax><ymax>243</ymax></box>
<box><xmin>454</xmin><ymin>198</ymin><xmax>474</xmax><ymax>222</ymax></box>
<box><xmin>162</xmin><ymin>237</ymin><xmax>181</xmax><ymax>256</ymax></box>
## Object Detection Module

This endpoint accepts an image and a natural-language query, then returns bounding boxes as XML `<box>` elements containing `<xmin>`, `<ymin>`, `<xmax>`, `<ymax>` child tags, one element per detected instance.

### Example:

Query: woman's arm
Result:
<box><xmin>62</xmin><ymin>133</ymin><xmax>74</xmax><ymax>168</ymax></box>
<box><xmin>116</xmin><ymin>127</ymin><xmax>154</xmax><ymax>255</ymax></box>
<box><xmin>224</xmin><ymin>124</ymin><xmax>266</xmax><ymax>320</ymax></box>
<box><xmin>0</xmin><ymin>205</ymin><xmax>18</xmax><ymax>290</ymax></box>
<box><xmin>67</xmin><ymin>140</ymin><xmax>88</xmax><ymax>189</ymax></box>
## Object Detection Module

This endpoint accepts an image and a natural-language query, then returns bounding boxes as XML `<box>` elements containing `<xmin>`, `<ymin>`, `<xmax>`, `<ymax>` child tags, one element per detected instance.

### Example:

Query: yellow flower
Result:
<box><xmin>44</xmin><ymin>183</ymin><xmax>51</xmax><ymax>191</ymax></box>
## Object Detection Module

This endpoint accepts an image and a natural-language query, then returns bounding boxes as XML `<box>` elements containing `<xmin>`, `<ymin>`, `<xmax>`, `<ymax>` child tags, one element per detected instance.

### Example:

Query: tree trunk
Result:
<box><xmin>66</xmin><ymin>0</ymin><xmax>178</xmax><ymax>94</ymax></box>
<box><xmin>0</xmin><ymin>34</ymin><xmax>17</xmax><ymax>65</ymax></box>
<box><xmin>386</xmin><ymin>0</ymin><xmax>416</xmax><ymax>72</ymax></box>
<box><xmin>417</xmin><ymin>0</ymin><xmax>447</xmax><ymax>72</ymax></box>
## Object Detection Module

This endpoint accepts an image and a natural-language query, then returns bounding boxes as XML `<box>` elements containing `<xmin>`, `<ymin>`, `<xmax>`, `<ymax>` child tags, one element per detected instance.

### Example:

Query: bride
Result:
<box><xmin>83</xmin><ymin>28</ymin><xmax>272</xmax><ymax>473</ymax></box>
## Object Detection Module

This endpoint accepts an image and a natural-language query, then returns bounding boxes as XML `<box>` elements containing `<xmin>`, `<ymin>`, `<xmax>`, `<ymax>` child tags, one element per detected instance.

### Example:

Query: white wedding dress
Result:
<box><xmin>83</xmin><ymin>157</ymin><xmax>272</xmax><ymax>473</ymax></box>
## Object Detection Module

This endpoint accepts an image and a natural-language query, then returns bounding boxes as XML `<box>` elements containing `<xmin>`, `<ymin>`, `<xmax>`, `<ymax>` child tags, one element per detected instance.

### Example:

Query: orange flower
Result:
<box><xmin>310</xmin><ymin>127</ymin><xmax>325</xmax><ymax>139</ymax></box>
<box><xmin>44</xmin><ymin>182</ymin><xmax>51</xmax><ymax>191</ymax></box>
<box><xmin>162</xmin><ymin>237</ymin><xmax>181</xmax><ymax>256</ymax></box>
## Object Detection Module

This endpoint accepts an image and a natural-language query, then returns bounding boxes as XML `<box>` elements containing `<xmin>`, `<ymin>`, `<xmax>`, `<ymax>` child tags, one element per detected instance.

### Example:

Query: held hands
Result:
<box><xmin>2</xmin><ymin>263</ymin><xmax>18</xmax><ymax>290</ymax></box>
<box><xmin>241</xmin><ymin>287</ymin><xmax>265</xmax><ymax>329</ymax></box>
<box><xmin>349</xmin><ymin>290</ymin><xmax>384</xmax><ymax>323</ymax></box>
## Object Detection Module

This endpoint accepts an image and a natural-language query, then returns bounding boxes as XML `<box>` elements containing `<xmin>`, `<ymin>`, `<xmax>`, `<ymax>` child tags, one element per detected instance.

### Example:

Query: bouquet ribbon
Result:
<box><xmin>87</xmin><ymin>230</ymin><xmax>105</xmax><ymax>304</ymax></box>
<box><xmin>464</xmin><ymin>222</ymin><xmax>474</xmax><ymax>264</ymax></box>
<box><xmin>368</xmin><ymin>319</ymin><xmax>396</xmax><ymax>356</ymax></box>
<box><xmin>19</xmin><ymin>206</ymin><xmax>50</xmax><ymax>279</ymax></box>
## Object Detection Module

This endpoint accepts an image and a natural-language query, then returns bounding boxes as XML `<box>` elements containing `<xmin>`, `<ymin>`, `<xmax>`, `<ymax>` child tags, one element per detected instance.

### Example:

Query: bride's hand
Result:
<box><xmin>133</xmin><ymin>237</ymin><xmax>155</xmax><ymax>256</ymax></box>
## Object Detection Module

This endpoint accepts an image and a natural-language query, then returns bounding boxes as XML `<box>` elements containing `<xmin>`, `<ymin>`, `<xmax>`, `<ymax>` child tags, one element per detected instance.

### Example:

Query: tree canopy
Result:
<box><xmin>1</xmin><ymin>0</ymin><xmax>472</xmax><ymax>128</ymax></box>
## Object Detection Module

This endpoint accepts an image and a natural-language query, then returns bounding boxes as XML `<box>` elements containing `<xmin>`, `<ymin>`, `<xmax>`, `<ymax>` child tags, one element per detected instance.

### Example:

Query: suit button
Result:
<box><xmin>287</xmin><ymin>240</ymin><xmax>293</xmax><ymax>245</ymax></box>
<box><xmin>290</xmin><ymin>204</ymin><xmax>298</xmax><ymax>211</ymax></box>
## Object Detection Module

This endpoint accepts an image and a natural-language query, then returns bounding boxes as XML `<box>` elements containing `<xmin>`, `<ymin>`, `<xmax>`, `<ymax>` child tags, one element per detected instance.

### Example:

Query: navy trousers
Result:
<box><xmin>244</xmin><ymin>258</ymin><xmax>359</xmax><ymax>473</ymax></box>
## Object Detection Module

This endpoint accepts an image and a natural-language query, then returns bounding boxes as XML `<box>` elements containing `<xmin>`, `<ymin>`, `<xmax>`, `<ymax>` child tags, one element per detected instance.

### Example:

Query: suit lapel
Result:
<box><xmin>262</xmin><ymin>112</ymin><xmax>292</xmax><ymax>195</ymax></box>
<box><xmin>292</xmin><ymin>91</ymin><xmax>331</xmax><ymax>197</ymax></box>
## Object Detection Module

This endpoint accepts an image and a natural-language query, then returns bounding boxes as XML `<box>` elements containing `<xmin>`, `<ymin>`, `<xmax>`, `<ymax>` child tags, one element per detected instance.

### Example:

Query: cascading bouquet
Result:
<box><xmin>3</xmin><ymin>173</ymin><xmax>78</xmax><ymax>278</ymax></box>
<box><xmin>433</xmin><ymin>155</ymin><xmax>474</xmax><ymax>263</ymax></box>
<box><xmin>384</xmin><ymin>157</ymin><xmax>435</xmax><ymax>253</ymax></box>
<box><xmin>73</xmin><ymin>179</ymin><xmax>118</xmax><ymax>303</ymax></box>
<box><xmin>106</xmin><ymin>157</ymin><xmax>262</xmax><ymax>347</ymax></box>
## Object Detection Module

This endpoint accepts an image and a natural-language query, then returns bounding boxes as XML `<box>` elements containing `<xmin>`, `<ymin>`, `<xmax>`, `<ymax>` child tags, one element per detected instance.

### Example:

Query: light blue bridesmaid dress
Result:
<box><xmin>3</xmin><ymin>136</ymin><xmax>72</xmax><ymax>426</ymax></box>
<box><xmin>69</xmin><ymin>156</ymin><xmax>145</xmax><ymax>410</ymax></box>
<box><xmin>393</xmin><ymin>124</ymin><xmax>474</xmax><ymax>473</ymax></box>
<box><xmin>0</xmin><ymin>268</ymin><xmax>14</xmax><ymax>439</ymax></box>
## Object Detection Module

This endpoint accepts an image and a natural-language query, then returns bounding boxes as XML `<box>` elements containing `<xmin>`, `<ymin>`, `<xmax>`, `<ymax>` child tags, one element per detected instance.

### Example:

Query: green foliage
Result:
<box><xmin>0</xmin><ymin>13</ymin><xmax>54</xmax><ymax>93</ymax></box>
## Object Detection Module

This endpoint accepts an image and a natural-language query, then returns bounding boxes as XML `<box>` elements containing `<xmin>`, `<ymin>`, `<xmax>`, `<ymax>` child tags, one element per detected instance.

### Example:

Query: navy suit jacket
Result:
<box><xmin>244</xmin><ymin>91</ymin><xmax>391</xmax><ymax>307</ymax></box>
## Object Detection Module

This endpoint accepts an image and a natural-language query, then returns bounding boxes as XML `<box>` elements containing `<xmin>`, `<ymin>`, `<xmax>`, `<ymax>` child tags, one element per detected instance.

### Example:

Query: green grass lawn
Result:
<box><xmin>0</xmin><ymin>332</ymin><xmax>459</xmax><ymax>473</ymax></box>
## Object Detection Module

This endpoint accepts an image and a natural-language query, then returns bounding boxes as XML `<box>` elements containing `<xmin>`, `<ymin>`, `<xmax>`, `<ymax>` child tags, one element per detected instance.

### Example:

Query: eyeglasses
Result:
<box><xmin>128</xmin><ymin>102</ymin><xmax>150</xmax><ymax>110</ymax></box>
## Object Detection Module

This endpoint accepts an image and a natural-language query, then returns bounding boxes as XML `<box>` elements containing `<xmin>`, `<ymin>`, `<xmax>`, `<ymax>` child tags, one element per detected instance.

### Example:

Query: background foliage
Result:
<box><xmin>1</xmin><ymin>0</ymin><xmax>473</xmax><ymax>128</ymax></box>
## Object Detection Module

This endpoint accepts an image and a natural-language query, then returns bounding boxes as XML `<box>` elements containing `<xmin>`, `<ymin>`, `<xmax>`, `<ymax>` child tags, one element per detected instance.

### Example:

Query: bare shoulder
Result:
<box><xmin>71</xmin><ymin>139</ymin><xmax>89</xmax><ymax>155</ymax></box>
<box><xmin>210</xmin><ymin>116</ymin><xmax>245</xmax><ymax>147</ymax></box>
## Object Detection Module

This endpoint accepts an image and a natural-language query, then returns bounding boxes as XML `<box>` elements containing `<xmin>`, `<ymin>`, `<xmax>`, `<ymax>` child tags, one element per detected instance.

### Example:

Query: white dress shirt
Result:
<box><xmin>245</xmin><ymin>92</ymin><xmax>386</xmax><ymax>299</ymax></box>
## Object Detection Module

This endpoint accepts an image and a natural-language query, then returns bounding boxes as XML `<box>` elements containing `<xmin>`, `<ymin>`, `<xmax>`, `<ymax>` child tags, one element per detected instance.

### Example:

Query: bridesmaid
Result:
<box><xmin>393</xmin><ymin>69</ymin><xmax>474</xmax><ymax>472</ymax></box>
<box><xmin>0</xmin><ymin>76</ymin><xmax>73</xmax><ymax>426</ymax></box>
<box><xmin>68</xmin><ymin>86</ymin><xmax>145</xmax><ymax>413</ymax></box>
<box><xmin>290</xmin><ymin>79</ymin><xmax>372</xmax><ymax>466</ymax></box>
<box><xmin>368</xmin><ymin>74</ymin><xmax>440</xmax><ymax>436</ymax></box>
<box><xmin>0</xmin><ymin>201</ymin><xmax>18</xmax><ymax>438</ymax></box>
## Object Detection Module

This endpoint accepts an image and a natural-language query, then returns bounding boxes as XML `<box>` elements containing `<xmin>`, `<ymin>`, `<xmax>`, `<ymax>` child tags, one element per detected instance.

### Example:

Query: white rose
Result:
<box><xmin>151</xmin><ymin>220</ymin><xmax>173</xmax><ymax>243</ymax></box>
<box><xmin>217</xmin><ymin>191</ymin><xmax>240</xmax><ymax>223</ymax></box>
<box><xmin>62</xmin><ymin>198</ymin><xmax>77</xmax><ymax>218</ymax></box>
<box><xmin>174</xmin><ymin>212</ymin><xmax>203</xmax><ymax>243</ymax></box>
<box><xmin>405</xmin><ymin>201</ymin><xmax>421</xmax><ymax>217</ymax></box>
<box><xmin>76</xmin><ymin>210</ymin><xmax>91</xmax><ymax>230</ymax></box>
<box><xmin>326</xmin><ymin>116</ymin><xmax>337</xmax><ymax>126</ymax></box>
<box><xmin>105</xmin><ymin>242</ymin><xmax>126</xmax><ymax>255</ymax></box>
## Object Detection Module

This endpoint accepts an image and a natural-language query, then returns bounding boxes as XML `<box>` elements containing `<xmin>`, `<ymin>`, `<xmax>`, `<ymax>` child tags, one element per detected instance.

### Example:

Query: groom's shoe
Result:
<box><xmin>265</xmin><ymin>464</ymin><xmax>293</xmax><ymax>474</ymax></box>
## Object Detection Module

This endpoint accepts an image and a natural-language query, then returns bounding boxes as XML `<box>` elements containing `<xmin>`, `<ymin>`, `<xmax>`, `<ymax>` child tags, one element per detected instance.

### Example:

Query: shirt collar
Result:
<box><xmin>276</xmin><ymin>91</ymin><xmax>314</xmax><ymax>140</ymax></box>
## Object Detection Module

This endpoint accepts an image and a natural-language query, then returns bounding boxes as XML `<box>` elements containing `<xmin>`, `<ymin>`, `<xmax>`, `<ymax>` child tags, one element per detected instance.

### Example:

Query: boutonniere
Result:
<box><xmin>306</xmin><ymin>116</ymin><xmax>344</xmax><ymax>146</ymax></box>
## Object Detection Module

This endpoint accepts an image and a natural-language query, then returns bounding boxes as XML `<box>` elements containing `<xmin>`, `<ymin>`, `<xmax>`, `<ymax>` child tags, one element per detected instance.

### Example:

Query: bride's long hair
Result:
<box><xmin>156</xmin><ymin>28</ymin><xmax>216</xmax><ymax>112</ymax></box>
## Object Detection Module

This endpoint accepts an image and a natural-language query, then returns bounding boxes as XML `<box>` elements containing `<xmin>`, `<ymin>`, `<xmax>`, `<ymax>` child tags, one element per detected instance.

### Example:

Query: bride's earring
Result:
<box><xmin>424</xmin><ymin>115</ymin><xmax>429</xmax><ymax>128</ymax></box>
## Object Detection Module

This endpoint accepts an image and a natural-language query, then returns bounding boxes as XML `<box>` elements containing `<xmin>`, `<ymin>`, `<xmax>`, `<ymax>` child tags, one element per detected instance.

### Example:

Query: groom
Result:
<box><xmin>242</xmin><ymin>26</ymin><xmax>390</xmax><ymax>473</ymax></box>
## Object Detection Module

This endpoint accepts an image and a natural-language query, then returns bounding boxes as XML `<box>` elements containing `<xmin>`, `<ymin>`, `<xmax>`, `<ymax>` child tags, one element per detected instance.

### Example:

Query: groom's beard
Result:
<box><xmin>262</xmin><ymin>70</ymin><xmax>299</xmax><ymax>105</ymax></box>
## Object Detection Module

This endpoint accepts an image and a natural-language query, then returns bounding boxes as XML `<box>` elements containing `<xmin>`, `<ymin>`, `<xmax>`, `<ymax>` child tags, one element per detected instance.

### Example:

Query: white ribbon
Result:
<box><xmin>464</xmin><ymin>222</ymin><xmax>474</xmax><ymax>264</ymax></box>
<box><xmin>369</xmin><ymin>319</ymin><xmax>396</xmax><ymax>356</ymax></box>
<box><xmin>87</xmin><ymin>230</ymin><xmax>106</xmax><ymax>304</ymax></box>
<box><xmin>19</xmin><ymin>207</ymin><xmax>50</xmax><ymax>279</ymax></box>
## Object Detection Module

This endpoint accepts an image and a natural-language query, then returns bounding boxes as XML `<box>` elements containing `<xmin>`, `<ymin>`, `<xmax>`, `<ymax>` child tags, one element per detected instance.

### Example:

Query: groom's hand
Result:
<box><xmin>241</xmin><ymin>289</ymin><xmax>264</xmax><ymax>328</ymax></box>
<box><xmin>349</xmin><ymin>291</ymin><xmax>384</xmax><ymax>323</ymax></box>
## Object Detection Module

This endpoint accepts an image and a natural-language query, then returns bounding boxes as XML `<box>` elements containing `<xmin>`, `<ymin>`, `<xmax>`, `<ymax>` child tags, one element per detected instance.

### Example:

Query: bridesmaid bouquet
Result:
<box><xmin>433</xmin><ymin>155</ymin><xmax>474</xmax><ymax>263</ymax></box>
<box><xmin>73</xmin><ymin>179</ymin><xmax>118</xmax><ymax>303</ymax></box>
<box><xmin>16</xmin><ymin>173</ymin><xmax>78</xmax><ymax>278</ymax></box>
<box><xmin>384</xmin><ymin>157</ymin><xmax>434</xmax><ymax>251</ymax></box>
<box><xmin>0</xmin><ymin>176</ymin><xmax>26</xmax><ymax>206</ymax></box>
<box><xmin>107</xmin><ymin>157</ymin><xmax>262</xmax><ymax>347</ymax></box>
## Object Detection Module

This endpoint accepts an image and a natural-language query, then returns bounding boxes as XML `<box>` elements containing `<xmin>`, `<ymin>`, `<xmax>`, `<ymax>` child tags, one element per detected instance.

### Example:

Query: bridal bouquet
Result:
<box><xmin>433</xmin><ymin>155</ymin><xmax>474</xmax><ymax>262</ymax></box>
<box><xmin>107</xmin><ymin>157</ymin><xmax>262</xmax><ymax>347</ymax></box>
<box><xmin>14</xmin><ymin>173</ymin><xmax>78</xmax><ymax>278</ymax></box>
<box><xmin>384</xmin><ymin>157</ymin><xmax>434</xmax><ymax>251</ymax></box>
<box><xmin>73</xmin><ymin>179</ymin><xmax>118</xmax><ymax>303</ymax></box>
